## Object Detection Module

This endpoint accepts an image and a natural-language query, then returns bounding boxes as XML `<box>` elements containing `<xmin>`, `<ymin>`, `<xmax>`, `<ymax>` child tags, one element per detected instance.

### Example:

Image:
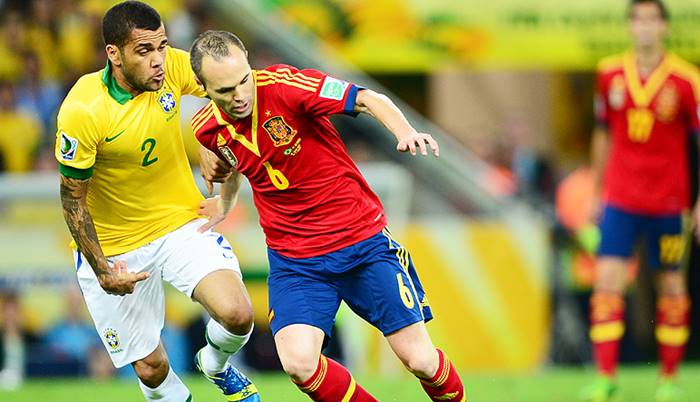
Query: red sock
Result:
<box><xmin>656</xmin><ymin>295</ymin><xmax>690</xmax><ymax>378</ymax></box>
<box><xmin>589</xmin><ymin>292</ymin><xmax>625</xmax><ymax>377</ymax></box>
<box><xmin>294</xmin><ymin>355</ymin><xmax>377</xmax><ymax>402</ymax></box>
<box><xmin>419</xmin><ymin>349</ymin><xmax>466</xmax><ymax>402</ymax></box>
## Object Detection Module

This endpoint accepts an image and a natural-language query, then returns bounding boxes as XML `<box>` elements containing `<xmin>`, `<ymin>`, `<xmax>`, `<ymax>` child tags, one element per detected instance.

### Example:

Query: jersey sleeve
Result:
<box><xmin>167</xmin><ymin>46</ymin><xmax>206</xmax><ymax>98</ymax></box>
<box><xmin>594</xmin><ymin>72</ymin><xmax>609</xmax><ymax>130</ymax></box>
<box><xmin>54</xmin><ymin>102</ymin><xmax>101</xmax><ymax>178</ymax></box>
<box><xmin>681</xmin><ymin>70</ymin><xmax>700</xmax><ymax>134</ymax></box>
<box><xmin>262</xmin><ymin>65</ymin><xmax>360</xmax><ymax>117</ymax></box>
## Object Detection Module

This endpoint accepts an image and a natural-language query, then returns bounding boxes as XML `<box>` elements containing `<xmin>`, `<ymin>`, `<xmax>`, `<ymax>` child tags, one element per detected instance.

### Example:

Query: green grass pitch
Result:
<box><xmin>1</xmin><ymin>365</ymin><xmax>699</xmax><ymax>401</ymax></box>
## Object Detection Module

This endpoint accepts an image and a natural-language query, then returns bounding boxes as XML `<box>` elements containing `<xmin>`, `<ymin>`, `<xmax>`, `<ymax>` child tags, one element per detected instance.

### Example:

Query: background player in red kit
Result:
<box><xmin>189</xmin><ymin>30</ymin><xmax>466</xmax><ymax>402</ymax></box>
<box><xmin>584</xmin><ymin>1</ymin><xmax>700</xmax><ymax>401</ymax></box>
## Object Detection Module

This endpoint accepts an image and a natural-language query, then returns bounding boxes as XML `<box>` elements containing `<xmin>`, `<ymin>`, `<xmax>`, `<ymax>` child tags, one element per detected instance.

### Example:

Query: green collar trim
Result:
<box><xmin>101</xmin><ymin>62</ymin><xmax>133</xmax><ymax>105</ymax></box>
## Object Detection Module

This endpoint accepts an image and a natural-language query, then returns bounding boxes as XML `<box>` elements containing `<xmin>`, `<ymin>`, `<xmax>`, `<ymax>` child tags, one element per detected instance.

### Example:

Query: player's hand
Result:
<box><xmin>397</xmin><ymin>132</ymin><xmax>439</xmax><ymax>157</ymax></box>
<box><xmin>97</xmin><ymin>260</ymin><xmax>149</xmax><ymax>296</ymax></box>
<box><xmin>199</xmin><ymin>146</ymin><xmax>232</xmax><ymax>195</ymax></box>
<box><xmin>198</xmin><ymin>196</ymin><xmax>226</xmax><ymax>233</ymax></box>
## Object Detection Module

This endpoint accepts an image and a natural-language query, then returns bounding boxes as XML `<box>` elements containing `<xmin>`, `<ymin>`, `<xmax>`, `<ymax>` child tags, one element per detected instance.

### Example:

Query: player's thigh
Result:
<box><xmin>267</xmin><ymin>249</ymin><xmax>341</xmax><ymax>340</ymax></box>
<box><xmin>75</xmin><ymin>248</ymin><xmax>164</xmax><ymax>369</ymax></box>
<box><xmin>598</xmin><ymin>204</ymin><xmax>640</xmax><ymax>260</ymax></box>
<box><xmin>159</xmin><ymin>219</ymin><xmax>242</xmax><ymax>299</ymax></box>
<box><xmin>338</xmin><ymin>229</ymin><xmax>431</xmax><ymax>336</ymax></box>
<box><xmin>644</xmin><ymin>213</ymin><xmax>686</xmax><ymax>271</ymax></box>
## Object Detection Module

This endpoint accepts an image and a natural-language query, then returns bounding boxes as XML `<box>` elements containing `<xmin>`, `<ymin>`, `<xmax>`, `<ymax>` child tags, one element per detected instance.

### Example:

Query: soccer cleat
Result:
<box><xmin>579</xmin><ymin>375</ymin><xmax>617</xmax><ymax>402</ymax></box>
<box><xmin>195</xmin><ymin>350</ymin><xmax>260</xmax><ymax>401</ymax></box>
<box><xmin>655</xmin><ymin>377</ymin><xmax>680</xmax><ymax>402</ymax></box>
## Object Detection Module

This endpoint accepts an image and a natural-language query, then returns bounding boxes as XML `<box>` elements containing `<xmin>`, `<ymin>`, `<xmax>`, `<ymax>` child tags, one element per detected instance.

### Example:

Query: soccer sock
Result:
<box><xmin>589</xmin><ymin>291</ymin><xmax>625</xmax><ymax>377</ymax></box>
<box><xmin>200</xmin><ymin>319</ymin><xmax>253</xmax><ymax>375</ymax></box>
<box><xmin>419</xmin><ymin>349</ymin><xmax>466</xmax><ymax>402</ymax></box>
<box><xmin>655</xmin><ymin>295</ymin><xmax>690</xmax><ymax>378</ymax></box>
<box><xmin>138</xmin><ymin>367</ymin><xmax>191</xmax><ymax>402</ymax></box>
<box><xmin>294</xmin><ymin>355</ymin><xmax>378</xmax><ymax>402</ymax></box>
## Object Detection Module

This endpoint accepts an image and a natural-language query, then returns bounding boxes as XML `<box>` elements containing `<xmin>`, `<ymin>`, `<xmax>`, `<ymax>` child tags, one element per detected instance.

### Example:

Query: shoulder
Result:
<box><xmin>192</xmin><ymin>101</ymin><xmax>221</xmax><ymax>146</ymax></box>
<box><xmin>667</xmin><ymin>54</ymin><xmax>700</xmax><ymax>91</ymax></box>
<box><xmin>255</xmin><ymin>64</ymin><xmax>323</xmax><ymax>93</ymax></box>
<box><xmin>165</xmin><ymin>46</ymin><xmax>189</xmax><ymax>70</ymax></box>
<box><xmin>597</xmin><ymin>54</ymin><xmax>625</xmax><ymax>76</ymax></box>
<box><xmin>58</xmin><ymin>72</ymin><xmax>106</xmax><ymax>126</ymax></box>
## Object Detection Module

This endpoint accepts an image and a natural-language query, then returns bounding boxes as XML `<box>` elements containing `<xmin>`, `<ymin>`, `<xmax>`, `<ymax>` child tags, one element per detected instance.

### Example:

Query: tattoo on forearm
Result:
<box><xmin>59</xmin><ymin>176</ymin><xmax>109</xmax><ymax>276</ymax></box>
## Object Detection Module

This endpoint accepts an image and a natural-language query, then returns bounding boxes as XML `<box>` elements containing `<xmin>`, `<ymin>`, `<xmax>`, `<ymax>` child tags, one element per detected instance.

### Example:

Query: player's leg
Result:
<box><xmin>134</xmin><ymin>342</ymin><xmax>190</xmax><ymax>401</ymax></box>
<box><xmin>75</xmin><ymin>247</ymin><xmax>192</xmax><ymax>402</ymax></box>
<box><xmin>160</xmin><ymin>219</ymin><xmax>257</xmax><ymax>400</ymax></box>
<box><xmin>267</xmin><ymin>248</ymin><xmax>377</xmax><ymax>401</ymax></box>
<box><xmin>192</xmin><ymin>270</ymin><xmax>253</xmax><ymax>371</ymax></box>
<box><xmin>581</xmin><ymin>205</ymin><xmax>638</xmax><ymax>401</ymax></box>
<box><xmin>338</xmin><ymin>228</ymin><xmax>465</xmax><ymax>401</ymax></box>
<box><xmin>647</xmin><ymin>214</ymin><xmax>689</xmax><ymax>401</ymax></box>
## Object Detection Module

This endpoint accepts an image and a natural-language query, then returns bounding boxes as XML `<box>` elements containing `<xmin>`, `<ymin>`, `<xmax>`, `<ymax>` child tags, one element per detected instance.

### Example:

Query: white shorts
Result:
<box><xmin>75</xmin><ymin>219</ymin><xmax>240</xmax><ymax>368</ymax></box>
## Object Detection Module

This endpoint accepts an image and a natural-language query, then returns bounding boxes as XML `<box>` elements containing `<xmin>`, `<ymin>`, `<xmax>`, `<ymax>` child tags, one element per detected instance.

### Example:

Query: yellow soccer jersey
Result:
<box><xmin>55</xmin><ymin>47</ymin><xmax>206</xmax><ymax>256</ymax></box>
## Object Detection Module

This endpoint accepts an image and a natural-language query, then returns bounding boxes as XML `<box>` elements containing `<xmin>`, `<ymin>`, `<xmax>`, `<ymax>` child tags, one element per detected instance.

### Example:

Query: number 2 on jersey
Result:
<box><xmin>263</xmin><ymin>161</ymin><xmax>289</xmax><ymax>190</ymax></box>
<box><xmin>141</xmin><ymin>138</ymin><xmax>158</xmax><ymax>167</ymax></box>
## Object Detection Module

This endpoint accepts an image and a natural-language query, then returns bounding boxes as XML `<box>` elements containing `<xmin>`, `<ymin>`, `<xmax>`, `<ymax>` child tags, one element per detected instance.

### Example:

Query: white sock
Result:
<box><xmin>200</xmin><ymin>319</ymin><xmax>252</xmax><ymax>375</ymax></box>
<box><xmin>138</xmin><ymin>367</ymin><xmax>191</xmax><ymax>402</ymax></box>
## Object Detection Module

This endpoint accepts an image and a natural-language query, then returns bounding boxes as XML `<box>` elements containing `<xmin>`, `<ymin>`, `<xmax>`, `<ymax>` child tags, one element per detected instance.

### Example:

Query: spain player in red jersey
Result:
<box><xmin>188</xmin><ymin>31</ymin><xmax>466</xmax><ymax>402</ymax></box>
<box><xmin>583</xmin><ymin>1</ymin><xmax>700</xmax><ymax>401</ymax></box>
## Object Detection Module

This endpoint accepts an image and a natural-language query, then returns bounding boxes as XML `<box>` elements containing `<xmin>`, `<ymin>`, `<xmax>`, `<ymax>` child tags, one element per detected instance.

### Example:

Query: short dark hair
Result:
<box><xmin>102</xmin><ymin>1</ymin><xmax>162</xmax><ymax>48</ymax></box>
<box><xmin>190</xmin><ymin>30</ymin><xmax>247</xmax><ymax>83</ymax></box>
<box><xmin>629</xmin><ymin>0</ymin><xmax>669</xmax><ymax>21</ymax></box>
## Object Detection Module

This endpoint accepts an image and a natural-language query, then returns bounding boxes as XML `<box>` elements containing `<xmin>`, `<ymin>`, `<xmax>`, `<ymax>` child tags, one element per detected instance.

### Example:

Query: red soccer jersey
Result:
<box><xmin>596</xmin><ymin>53</ymin><xmax>700</xmax><ymax>215</ymax></box>
<box><xmin>193</xmin><ymin>65</ymin><xmax>387</xmax><ymax>258</ymax></box>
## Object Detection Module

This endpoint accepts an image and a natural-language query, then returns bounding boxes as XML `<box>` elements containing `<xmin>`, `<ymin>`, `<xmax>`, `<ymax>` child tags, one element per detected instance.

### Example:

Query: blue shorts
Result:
<box><xmin>267</xmin><ymin>228</ymin><xmax>433</xmax><ymax>338</ymax></box>
<box><xmin>598</xmin><ymin>204</ymin><xmax>687</xmax><ymax>270</ymax></box>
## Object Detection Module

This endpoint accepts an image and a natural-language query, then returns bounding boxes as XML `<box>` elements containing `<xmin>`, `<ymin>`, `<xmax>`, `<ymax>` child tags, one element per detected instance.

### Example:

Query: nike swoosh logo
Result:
<box><xmin>105</xmin><ymin>129</ymin><xmax>126</xmax><ymax>143</ymax></box>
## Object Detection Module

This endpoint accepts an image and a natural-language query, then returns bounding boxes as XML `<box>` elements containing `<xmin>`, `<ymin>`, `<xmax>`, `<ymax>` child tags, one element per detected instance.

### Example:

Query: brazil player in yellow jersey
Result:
<box><xmin>54</xmin><ymin>2</ymin><xmax>260</xmax><ymax>401</ymax></box>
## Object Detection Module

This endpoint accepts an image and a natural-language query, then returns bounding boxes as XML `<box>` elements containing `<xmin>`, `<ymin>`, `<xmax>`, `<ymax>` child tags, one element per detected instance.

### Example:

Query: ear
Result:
<box><xmin>195</xmin><ymin>76</ymin><xmax>205</xmax><ymax>91</ymax></box>
<box><xmin>105</xmin><ymin>44</ymin><xmax>122</xmax><ymax>67</ymax></box>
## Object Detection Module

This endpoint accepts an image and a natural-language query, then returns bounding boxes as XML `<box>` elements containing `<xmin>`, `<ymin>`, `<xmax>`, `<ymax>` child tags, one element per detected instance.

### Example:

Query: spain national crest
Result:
<box><xmin>263</xmin><ymin>116</ymin><xmax>297</xmax><ymax>147</ymax></box>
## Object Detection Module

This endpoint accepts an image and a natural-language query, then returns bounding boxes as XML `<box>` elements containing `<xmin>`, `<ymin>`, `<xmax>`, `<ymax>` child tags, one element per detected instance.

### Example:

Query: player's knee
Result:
<box><xmin>402</xmin><ymin>352</ymin><xmax>439</xmax><ymax>379</ymax></box>
<box><xmin>279</xmin><ymin>352</ymin><xmax>318</xmax><ymax>383</ymax></box>
<box><xmin>213</xmin><ymin>301</ymin><xmax>254</xmax><ymax>335</ymax></box>
<box><xmin>133</xmin><ymin>357</ymin><xmax>169</xmax><ymax>388</ymax></box>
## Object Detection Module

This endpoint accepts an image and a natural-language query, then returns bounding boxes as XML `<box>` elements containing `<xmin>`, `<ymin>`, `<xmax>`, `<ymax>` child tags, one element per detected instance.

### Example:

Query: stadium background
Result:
<box><xmin>0</xmin><ymin>0</ymin><xmax>698</xmax><ymax>400</ymax></box>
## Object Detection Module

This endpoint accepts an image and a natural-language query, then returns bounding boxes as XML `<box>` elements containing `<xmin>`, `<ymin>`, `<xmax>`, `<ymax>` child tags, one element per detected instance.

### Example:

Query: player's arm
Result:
<box><xmin>354</xmin><ymin>89</ymin><xmax>439</xmax><ymax>157</ymax></box>
<box><xmin>59</xmin><ymin>175</ymin><xmax>148</xmax><ymax>295</ymax></box>
<box><xmin>197</xmin><ymin>170</ymin><xmax>243</xmax><ymax>232</ymax></box>
<box><xmin>590</xmin><ymin>126</ymin><xmax>610</xmax><ymax>201</ymax></box>
<box><xmin>199</xmin><ymin>145</ymin><xmax>233</xmax><ymax>195</ymax></box>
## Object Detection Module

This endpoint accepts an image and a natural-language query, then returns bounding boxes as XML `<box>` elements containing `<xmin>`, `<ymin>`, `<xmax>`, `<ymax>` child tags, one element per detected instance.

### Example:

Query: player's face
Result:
<box><xmin>629</xmin><ymin>3</ymin><xmax>667</xmax><ymax>50</ymax></box>
<box><xmin>118</xmin><ymin>24</ymin><xmax>168</xmax><ymax>93</ymax></box>
<box><xmin>200</xmin><ymin>46</ymin><xmax>255</xmax><ymax>120</ymax></box>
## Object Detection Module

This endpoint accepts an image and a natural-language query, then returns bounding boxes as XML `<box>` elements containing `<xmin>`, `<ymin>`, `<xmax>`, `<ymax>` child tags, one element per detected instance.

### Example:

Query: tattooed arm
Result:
<box><xmin>60</xmin><ymin>175</ymin><xmax>149</xmax><ymax>295</ymax></box>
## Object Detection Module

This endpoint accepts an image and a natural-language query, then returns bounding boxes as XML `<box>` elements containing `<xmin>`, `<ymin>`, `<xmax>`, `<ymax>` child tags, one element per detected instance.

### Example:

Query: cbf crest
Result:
<box><xmin>158</xmin><ymin>91</ymin><xmax>176</xmax><ymax>113</ymax></box>
<box><xmin>103</xmin><ymin>328</ymin><xmax>123</xmax><ymax>354</ymax></box>
<box><xmin>263</xmin><ymin>116</ymin><xmax>297</xmax><ymax>147</ymax></box>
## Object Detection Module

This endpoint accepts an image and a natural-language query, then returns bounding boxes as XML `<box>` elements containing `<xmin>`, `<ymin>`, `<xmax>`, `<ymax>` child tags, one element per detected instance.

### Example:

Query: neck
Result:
<box><xmin>111</xmin><ymin>64</ymin><xmax>142</xmax><ymax>97</ymax></box>
<box><xmin>635</xmin><ymin>45</ymin><xmax>664</xmax><ymax>76</ymax></box>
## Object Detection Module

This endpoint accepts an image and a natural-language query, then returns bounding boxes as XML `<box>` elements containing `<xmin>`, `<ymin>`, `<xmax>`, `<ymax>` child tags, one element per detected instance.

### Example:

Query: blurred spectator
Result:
<box><xmin>15</xmin><ymin>52</ymin><xmax>63</xmax><ymax>142</ymax></box>
<box><xmin>0</xmin><ymin>10</ymin><xmax>25</xmax><ymax>80</ymax></box>
<box><xmin>42</xmin><ymin>286</ymin><xmax>104</xmax><ymax>374</ymax></box>
<box><xmin>167</xmin><ymin>0</ymin><xmax>207</xmax><ymax>49</ymax></box>
<box><xmin>0</xmin><ymin>291</ymin><xmax>25</xmax><ymax>390</ymax></box>
<box><xmin>0</xmin><ymin>80</ymin><xmax>41</xmax><ymax>172</ymax></box>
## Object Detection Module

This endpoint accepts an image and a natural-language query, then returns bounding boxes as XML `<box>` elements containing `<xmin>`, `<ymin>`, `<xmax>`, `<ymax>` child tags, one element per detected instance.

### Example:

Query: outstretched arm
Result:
<box><xmin>354</xmin><ymin>89</ymin><xmax>439</xmax><ymax>157</ymax></box>
<box><xmin>60</xmin><ymin>176</ymin><xmax>148</xmax><ymax>295</ymax></box>
<box><xmin>197</xmin><ymin>170</ymin><xmax>243</xmax><ymax>232</ymax></box>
